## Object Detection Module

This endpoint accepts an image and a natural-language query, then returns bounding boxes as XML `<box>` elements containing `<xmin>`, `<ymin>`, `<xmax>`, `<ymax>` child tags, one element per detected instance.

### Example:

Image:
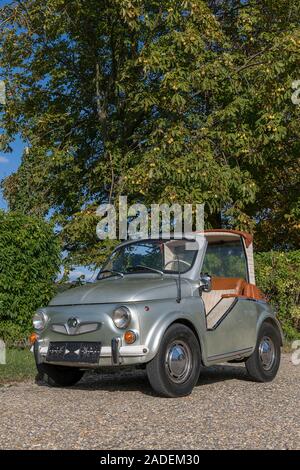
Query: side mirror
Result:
<box><xmin>200</xmin><ymin>272</ymin><xmax>212</xmax><ymax>293</ymax></box>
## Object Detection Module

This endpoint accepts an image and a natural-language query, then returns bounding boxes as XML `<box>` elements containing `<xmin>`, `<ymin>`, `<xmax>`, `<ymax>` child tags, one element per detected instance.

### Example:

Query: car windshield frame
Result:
<box><xmin>98</xmin><ymin>238</ymin><xmax>199</xmax><ymax>279</ymax></box>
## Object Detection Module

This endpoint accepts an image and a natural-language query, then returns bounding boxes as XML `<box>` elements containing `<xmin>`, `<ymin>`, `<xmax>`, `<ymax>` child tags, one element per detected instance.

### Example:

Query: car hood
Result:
<box><xmin>50</xmin><ymin>275</ymin><xmax>196</xmax><ymax>305</ymax></box>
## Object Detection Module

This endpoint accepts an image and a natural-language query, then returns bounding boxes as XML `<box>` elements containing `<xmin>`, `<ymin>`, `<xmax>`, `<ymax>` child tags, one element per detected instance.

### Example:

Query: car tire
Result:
<box><xmin>245</xmin><ymin>322</ymin><xmax>281</xmax><ymax>382</ymax></box>
<box><xmin>146</xmin><ymin>323</ymin><xmax>201</xmax><ymax>398</ymax></box>
<box><xmin>36</xmin><ymin>363</ymin><xmax>84</xmax><ymax>387</ymax></box>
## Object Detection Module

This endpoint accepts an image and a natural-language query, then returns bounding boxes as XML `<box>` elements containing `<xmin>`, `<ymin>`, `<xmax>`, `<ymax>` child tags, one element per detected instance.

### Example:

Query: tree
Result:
<box><xmin>0</xmin><ymin>211</ymin><xmax>60</xmax><ymax>345</ymax></box>
<box><xmin>0</xmin><ymin>0</ymin><xmax>299</xmax><ymax>267</ymax></box>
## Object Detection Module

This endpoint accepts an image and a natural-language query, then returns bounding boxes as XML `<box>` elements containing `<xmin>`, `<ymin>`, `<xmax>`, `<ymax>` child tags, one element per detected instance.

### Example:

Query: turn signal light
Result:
<box><xmin>29</xmin><ymin>332</ymin><xmax>38</xmax><ymax>345</ymax></box>
<box><xmin>124</xmin><ymin>330</ymin><xmax>136</xmax><ymax>344</ymax></box>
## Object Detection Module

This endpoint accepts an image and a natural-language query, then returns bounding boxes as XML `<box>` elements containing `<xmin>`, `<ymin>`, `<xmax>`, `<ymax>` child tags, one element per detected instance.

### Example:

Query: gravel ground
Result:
<box><xmin>0</xmin><ymin>354</ymin><xmax>299</xmax><ymax>450</ymax></box>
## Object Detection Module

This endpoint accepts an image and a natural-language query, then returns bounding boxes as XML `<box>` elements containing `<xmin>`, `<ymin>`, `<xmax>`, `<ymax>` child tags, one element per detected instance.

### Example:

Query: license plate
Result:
<box><xmin>46</xmin><ymin>342</ymin><xmax>101</xmax><ymax>364</ymax></box>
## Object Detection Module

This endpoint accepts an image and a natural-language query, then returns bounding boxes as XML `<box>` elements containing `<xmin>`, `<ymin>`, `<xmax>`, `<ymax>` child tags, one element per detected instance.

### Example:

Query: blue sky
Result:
<box><xmin>0</xmin><ymin>0</ymin><xmax>24</xmax><ymax>209</ymax></box>
<box><xmin>0</xmin><ymin>137</ymin><xmax>24</xmax><ymax>209</ymax></box>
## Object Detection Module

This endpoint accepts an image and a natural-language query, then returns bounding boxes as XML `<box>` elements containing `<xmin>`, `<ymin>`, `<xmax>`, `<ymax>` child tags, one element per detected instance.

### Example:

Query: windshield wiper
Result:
<box><xmin>97</xmin><ymin>269</ymin><xmax>124</xmax><ymax>280</ymax></box>
<box><xmin>127</xmin><ymin>265</ymin><xmax>164</xmax><ymax>276</ymax></box>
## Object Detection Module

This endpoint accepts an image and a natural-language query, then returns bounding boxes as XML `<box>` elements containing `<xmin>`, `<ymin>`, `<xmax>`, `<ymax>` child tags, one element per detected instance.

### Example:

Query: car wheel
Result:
<box><xmin>245</xmin><ymin>322</ymin><xmax>281</xmax><ymax>382</ymax></box>
<box><xmin>146</xmin><ymin>323</ymin><xmax>201</xmax><ymax>398</ymax></box>
<box><xmin>36</xmin><ymin>363</ymin><xmax>84</xmax><ymax>387</ymax></box>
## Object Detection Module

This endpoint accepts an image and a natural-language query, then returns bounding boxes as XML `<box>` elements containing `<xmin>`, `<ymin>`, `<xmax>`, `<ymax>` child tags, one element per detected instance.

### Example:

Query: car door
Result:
<box><xmin>201</xmin><ymin>236</ymin><xmax>259</xmax><ymax>360</ymax></box>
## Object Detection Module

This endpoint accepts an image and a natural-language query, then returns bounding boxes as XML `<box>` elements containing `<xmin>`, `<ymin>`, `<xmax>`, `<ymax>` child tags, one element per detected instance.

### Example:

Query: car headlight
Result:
<box><xmin>33</xmin><ymin>310</ymin><xmax>48</xmax><ymax>331</ymax></box>
<box><xmin>112</xmin><ymin>306</ymin><xmax>131</xmax><ymax>329</ymax></box>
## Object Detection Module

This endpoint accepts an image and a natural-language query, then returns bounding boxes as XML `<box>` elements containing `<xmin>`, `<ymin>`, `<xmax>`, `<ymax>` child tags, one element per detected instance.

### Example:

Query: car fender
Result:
<box><xmin>143</xmin><ymin>308</ymin><xmax>206</xmax><ymax>362</ymax></box>
<box><xmin>256</xmin><ymin>306</ymin><xmax>284</xmax><ymax>346</ymax></box>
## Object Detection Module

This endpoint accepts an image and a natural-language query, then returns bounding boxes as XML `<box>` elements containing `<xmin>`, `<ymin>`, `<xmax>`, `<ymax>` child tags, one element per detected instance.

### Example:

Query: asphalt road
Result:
<box><xmin>0</xmin><ymin>354</ymin><xmax>299</xmax><ymax>450</ymax></box>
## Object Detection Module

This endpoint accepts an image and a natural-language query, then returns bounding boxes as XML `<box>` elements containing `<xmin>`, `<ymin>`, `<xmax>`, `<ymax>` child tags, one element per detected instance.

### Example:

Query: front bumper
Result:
<box><xmin>33</xmin><ymin>337</ymin><xmax>150</xmax><ymax>368</ymax></box>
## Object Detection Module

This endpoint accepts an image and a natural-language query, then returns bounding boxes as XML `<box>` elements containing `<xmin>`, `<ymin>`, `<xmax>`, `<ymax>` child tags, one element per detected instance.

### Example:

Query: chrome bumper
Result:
<box><xmin>33</xmin><ymin>338</ymin><xmax>149</xmax><ymax>367</ymax></box>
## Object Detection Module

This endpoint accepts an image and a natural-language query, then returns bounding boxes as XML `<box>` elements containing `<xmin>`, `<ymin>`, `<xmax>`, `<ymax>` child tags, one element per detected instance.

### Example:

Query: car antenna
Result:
<box><xmin>176</xmin><ymin>255</ymin><xmax>181</xmax><ymax>303</ymax></box>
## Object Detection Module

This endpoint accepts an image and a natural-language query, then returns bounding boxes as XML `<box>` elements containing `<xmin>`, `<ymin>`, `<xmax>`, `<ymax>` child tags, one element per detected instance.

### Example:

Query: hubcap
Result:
<box><xmin>258</xmin><ymin>336</ymin><xmax>275</xmax><ymax>370</ymax></box>
<box><xmin>165</xmin><ymin>340</ymin><xmax>192</xmax><ymax>384</ymax></box>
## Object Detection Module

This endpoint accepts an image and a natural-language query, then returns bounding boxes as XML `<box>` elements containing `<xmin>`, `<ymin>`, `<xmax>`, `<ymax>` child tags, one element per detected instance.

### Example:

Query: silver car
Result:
<box><xmin>32</xmin><ymin>230</ymin><xmax>283</xmax><ymax>397</ymax></box>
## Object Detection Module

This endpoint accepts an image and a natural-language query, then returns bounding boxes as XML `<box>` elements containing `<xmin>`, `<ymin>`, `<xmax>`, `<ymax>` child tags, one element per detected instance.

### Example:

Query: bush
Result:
<box><xmin>0</xmin><ymin>211</ymin><xmax>60</xmax><ymax>346</ymax></box>
<box><xmin>255</xmin><ymin>250</ymin><xmax>300</xmax><ymax>341</ymax></box>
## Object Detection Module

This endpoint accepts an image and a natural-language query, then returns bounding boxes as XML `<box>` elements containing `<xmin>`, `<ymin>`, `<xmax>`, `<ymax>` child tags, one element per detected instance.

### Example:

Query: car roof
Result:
<box><xmin>203</xmin><ymin>230</ymin><xmax>253</xmax><ymax>247</ymax></box>
<box><xmin>115</xmin><ymin>230</ymin><xmax>253</xmax><ymax>249</ymax></box>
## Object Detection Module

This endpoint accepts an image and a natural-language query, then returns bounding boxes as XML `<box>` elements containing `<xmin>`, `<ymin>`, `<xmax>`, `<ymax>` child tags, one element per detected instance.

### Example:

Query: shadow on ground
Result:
<box><xmin>35</xmin><ymin>362</ymin><xmax>251</xmax><ymax>396</ymax></box>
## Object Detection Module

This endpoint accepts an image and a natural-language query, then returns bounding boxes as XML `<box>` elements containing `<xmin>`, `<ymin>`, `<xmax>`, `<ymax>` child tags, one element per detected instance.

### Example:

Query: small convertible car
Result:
<box><xmin>32</xmin><ymin>230</ymin><xmax>283</xmax><ymax>397</ymax></box>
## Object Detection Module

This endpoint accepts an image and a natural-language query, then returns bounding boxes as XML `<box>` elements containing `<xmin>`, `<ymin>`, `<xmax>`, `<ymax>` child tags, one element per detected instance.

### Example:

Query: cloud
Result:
<box><xmin>0</xmin><ymin>156</ymin><xmax>8</xmax><ymax>164</ymax></box>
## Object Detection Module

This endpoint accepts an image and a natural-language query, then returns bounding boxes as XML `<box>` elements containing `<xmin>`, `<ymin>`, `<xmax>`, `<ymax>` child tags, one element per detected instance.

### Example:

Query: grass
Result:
<box><xmin>0</xmin><ymin>348</ymin><xmax>36</xmax><ymax>385</ymax></box>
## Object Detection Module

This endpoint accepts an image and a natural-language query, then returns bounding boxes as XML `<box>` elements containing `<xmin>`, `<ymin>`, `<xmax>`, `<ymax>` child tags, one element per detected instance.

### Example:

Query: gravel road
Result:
<box><xmin>0</xmin><ymin>354</ymin><xmax>299</xmax><ymax>450</ymax></box>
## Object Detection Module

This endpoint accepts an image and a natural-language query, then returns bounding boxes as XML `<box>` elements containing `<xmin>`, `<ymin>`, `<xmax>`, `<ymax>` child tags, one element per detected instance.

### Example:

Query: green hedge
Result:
<box><xmin>255</xmin><ymin>250</ymin><xmax>300</xmax><ymax>340</ymax></box>
<box><xmin>0</xmin><ymin>211</ymin><xmax>60</xmax><ymax>346</ymax></box>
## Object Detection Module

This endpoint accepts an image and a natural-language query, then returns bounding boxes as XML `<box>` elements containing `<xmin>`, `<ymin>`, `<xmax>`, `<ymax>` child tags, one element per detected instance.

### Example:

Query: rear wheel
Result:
<box><xmin>146</xmin><ymin>323</ymin><xmax>201</xmax><ymax>398</ymax></box>
<box><xmin>246</xmin><ymin>322</ymin><xmax>281</xmax><ymax>382</ymax></box>
<box><xmin>36</xmin><ymin>363</ymin><xmax>84</xmax><ymax>387</ymax></box>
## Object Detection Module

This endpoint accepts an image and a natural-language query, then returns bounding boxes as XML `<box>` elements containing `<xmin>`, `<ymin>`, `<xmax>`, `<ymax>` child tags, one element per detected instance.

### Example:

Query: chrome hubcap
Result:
<box><xmin>258</xmin><ymin>336</ymin><xmax>275</xmax><ymax>370</ymax></box>
<box><xmin>165</xmin><ymin>341</ymin><xmax>192</xmax><ymax>384</ymax></box>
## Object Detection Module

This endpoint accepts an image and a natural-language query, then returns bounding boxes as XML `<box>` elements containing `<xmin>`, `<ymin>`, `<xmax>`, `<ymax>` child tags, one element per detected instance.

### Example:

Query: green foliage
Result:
<box><xmin>202</xmin><ymin>241</ymin><xmax>247</xmax><ymax>278</ymax></box>
<box><xmin>0</xmin><ymin>1</ymin><xmax>299</xmax><ymax>265</ymax></box>
<box><xmin>0</xmin><ymin>211</ymin><xmax>60</xmax><ymax>345</ymax></box>
<box><xmin>255</xmin><ymin>250</ymin><xmax>300</xmax><ymax>340</ymax></box>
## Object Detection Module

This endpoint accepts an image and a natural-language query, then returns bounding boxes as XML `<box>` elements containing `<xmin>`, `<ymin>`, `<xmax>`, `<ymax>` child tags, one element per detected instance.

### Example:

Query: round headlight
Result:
<box><xmin>33</xmin><ymin>311</ymin><xmax>48</xmax><ymax>331</ymax></box>
<box><xmin>112</xmin><ymin>306</ymin><xmax>131</xmax><ymax>329</ymax></box>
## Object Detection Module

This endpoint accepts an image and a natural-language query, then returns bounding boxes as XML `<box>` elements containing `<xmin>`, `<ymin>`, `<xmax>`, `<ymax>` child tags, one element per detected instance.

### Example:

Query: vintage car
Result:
<box><xmin>32</xmin><ymin>230</ymin><xmax>283</xmax><ymax>397</ymax></box>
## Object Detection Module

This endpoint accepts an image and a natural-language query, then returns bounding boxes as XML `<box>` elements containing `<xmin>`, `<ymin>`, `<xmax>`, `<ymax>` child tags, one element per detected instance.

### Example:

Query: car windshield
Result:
<box><xmin>98</xmin><ymin>239</ymin><xmax>198</xmax><ymax>278</ymax></box>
